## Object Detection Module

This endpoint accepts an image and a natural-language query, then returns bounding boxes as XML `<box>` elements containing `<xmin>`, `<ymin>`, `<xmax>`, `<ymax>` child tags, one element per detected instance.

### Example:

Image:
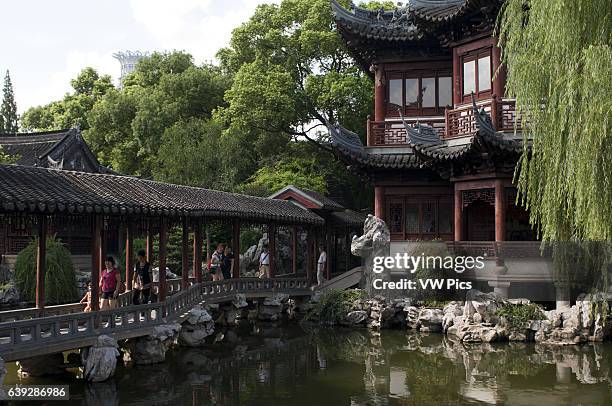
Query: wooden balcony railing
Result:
<box><xmin>367</xmin><ymin>97</ymin><xmax>522</xmax><ymax>146</ymax></box>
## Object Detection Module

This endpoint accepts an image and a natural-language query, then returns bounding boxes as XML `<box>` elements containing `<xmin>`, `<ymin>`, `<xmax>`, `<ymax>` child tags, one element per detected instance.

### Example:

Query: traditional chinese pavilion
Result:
<box><xmin>329</xmin><ymin>0</ymin><xmax>536</xmax><ymax>244</ymax></box>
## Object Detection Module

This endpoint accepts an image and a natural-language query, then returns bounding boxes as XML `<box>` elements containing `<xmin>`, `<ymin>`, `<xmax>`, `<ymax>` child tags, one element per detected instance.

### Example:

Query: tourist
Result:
<box><xmin>259</xmin><ymin>245</ymin><xmax>270</xmax><ymax>278</ymax></box>
<box><xmin>210</xmin><ymin>243</ymin><xmax>224</xmax><ymax>281</ymax></box>
<box><xmin>99</xmin><ymin>256</ymin><xmax>121</xmax><ymax>310</ymax></box>
<box><xmin>317</xmin><ymin>245</ymin><xmax>327</xmax><ymax>286</ymax></box>
<box><xmin>221</xmin><ymin>245</ymin><xmax>235</xmax><ymax>279</ymax></box>
<box><xmin>80</xmin><ymin>282</ymin><xmax>92</xmax><ymax>312</ymax></box>
<box><xmin>132</xmin><ymin>249</ymin><xmax>152</xmax><ymax>305</ymax></box>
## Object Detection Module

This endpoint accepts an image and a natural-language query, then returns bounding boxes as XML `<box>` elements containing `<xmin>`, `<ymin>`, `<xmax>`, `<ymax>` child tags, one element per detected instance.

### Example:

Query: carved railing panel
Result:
<box><xmin>367</xmin><ymin>99</ymin><xmax>523</xmax><ymax>145</ymax></box>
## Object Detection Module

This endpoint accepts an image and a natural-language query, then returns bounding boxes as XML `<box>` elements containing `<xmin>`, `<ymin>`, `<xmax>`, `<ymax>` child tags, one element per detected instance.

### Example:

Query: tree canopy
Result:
<box><xmin>21</xmin><ymin>67</ymin><xmax>113</xmax><ymax>131</ymax></box>
<box><xmin>498</xmin><ymin>0</ymin><xmax>612</xmax><ymax>241</ymax></box>
<box><xmin>1</xmin><ymin>70</ymin><xmax>18</xmax><ymax>133</ymax></box>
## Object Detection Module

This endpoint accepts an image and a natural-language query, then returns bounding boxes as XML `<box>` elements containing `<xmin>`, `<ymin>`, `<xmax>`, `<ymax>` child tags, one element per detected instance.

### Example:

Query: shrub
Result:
<box><xmin>15</xmin><ymin>236</ymin><xmax>78</xmax><ymax>305</ymax></box>
<box><xmin>496</xmin><ymin>302</ymin><xmax>545</xmax><ymax>327</ymax></box>
<box><xmin>305</xmin><ymin>289</ymin><xmax>365</xmax><ymax>324</ymax></box>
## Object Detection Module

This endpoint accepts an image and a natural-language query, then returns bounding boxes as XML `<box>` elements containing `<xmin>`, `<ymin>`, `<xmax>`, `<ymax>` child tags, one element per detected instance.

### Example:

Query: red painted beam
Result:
<box><xmin>193</xmin><ymin>219</ymin><xmax>202</xmax><ymax>283</ymax></box>
<box><xmin>232</xmin><ymin>220</ymin><xmax>240</xmax><ymax>278</ymax></box>
<box><xmin>158</xmin><ymin>218</ymin><xmax>167</xmax><ymax>301</ymax></box>
<box><xmin>36</xmin><ymin>215</ymin><xmax>47</xmax><ymax>311</ymax></box>
<box><xmin>181</xmin><ymin>217</ymin><xmax>189</xmax><ymax>289</ymax></box>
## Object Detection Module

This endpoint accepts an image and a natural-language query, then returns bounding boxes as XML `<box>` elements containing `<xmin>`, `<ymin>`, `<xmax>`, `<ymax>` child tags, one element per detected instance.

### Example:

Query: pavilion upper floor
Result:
<box><xmin>331</xmin><ymin>0</ymin><xmax>522</xmax><ymax>146</ymax></box>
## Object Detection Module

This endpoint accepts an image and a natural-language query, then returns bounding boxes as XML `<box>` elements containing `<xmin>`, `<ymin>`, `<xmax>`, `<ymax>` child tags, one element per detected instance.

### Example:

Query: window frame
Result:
<box><xmin>386</xmin><ymin>196</ymin><xmax>454</xmax><ymax>240</ymax></box>
<box><xmin>461</xmin><ymin>48</ymin><xmax>493</xmax><ymax>102</ymax></box>
<box><xmin>385</xmin><ymin>70</ymin><xmax>453</xmax><ymax>117</ymax></box>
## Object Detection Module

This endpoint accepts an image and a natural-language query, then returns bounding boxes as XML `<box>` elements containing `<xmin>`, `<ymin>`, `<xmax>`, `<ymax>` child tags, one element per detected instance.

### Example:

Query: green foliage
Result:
<box><xmin>14</xmin><ymin>236</ymin><xmax>78</xmax><ymax>305</ymax></box>
<box><xmin>1</xmin><ymin>70</ymin><xmax>18</xmax><ymax>133</ymax></box>
<box><xmin>21</xmin><ymin>67</ymin><xmax>113</xmax><ymax>131</ymax></box>
<box><xmin>305</xmin><ymin>289</ymin><xmax>365</xmax><ymax>324</ymax></box>
<box><xmin>155</xmin><ymin>118</ymin><xmax>231</xmax><ymax>190</ymax></box>
<box><xmin>551</xmin><ymin>241</ymin><xmax>611</xmax><ymax>293</ymax></box>
<box><xmin>498</xmin><ymin>0</ymin><xmax>612</xmax><ymax>240</ymax></box>
<box><xmin>85</xmin><ymin>53</ymin><xmax>229</xmax><ymax>178</ymax></box>
<box><xmin>238</xmin><ymin>157</ymin><xmax>328</xmax><ymax>197</ymax></box>
<box><xmin>496</xmin><ymin>302</ymin><xmax>545</xmax><ymax>327</ymax></box>
<box><xmin>0</xmin><ymin>145</ymin><xmax>18</xmax><ymax>164</ymax></box>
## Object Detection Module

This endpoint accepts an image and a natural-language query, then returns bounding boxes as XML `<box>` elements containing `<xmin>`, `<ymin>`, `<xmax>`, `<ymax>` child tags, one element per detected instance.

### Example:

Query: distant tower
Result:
<box><xmin>113</xmin><ymin>50</ymin><xmax>149</xmax><ymax>86</ymax></box>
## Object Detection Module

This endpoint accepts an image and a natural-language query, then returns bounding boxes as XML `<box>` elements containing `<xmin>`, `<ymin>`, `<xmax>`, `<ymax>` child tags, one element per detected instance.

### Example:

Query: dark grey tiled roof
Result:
<box><xmin>327</xmin><ymin>122</ymin><xmax>421</xmax><ymax>170</ymax></box>
<box><xmin>0</xmin><ymin>165</ymin><xmax>324</xmax><ymax>225</ymax></box>
<box><xmin>328</xmin><ymin>209</ymin><xmax>367</xmax><ymax>227</ymax></box>
<box><xmin>327</xmin><ymin>102</ymin><xmax>522</xmax><ymax>171</ymax></box>
<box><xmin>0</xmin><ymin>130</ymin><xmax>67</xmax><ymax>166</ymax></box>
<box><xmin>331</xmin><ymin>0</ymin><xmax>497</xmax><ymax>41</ymax></box>
<box><xmin>0</xmin><ymin>128</ymin><xmax>111</xmax><ymax>173</ymax></box>
<box><xmin>299</xmin><ymin>188</ymin><xmax>345</xmax><ymax>211</ymax></box>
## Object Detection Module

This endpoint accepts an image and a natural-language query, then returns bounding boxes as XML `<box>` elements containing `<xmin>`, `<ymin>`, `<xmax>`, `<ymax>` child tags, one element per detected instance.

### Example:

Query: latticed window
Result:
<box><xmin>389</xmin><ymin>202</ymin><xmax>404</xmax><ymax>234</ymax></box>
<box><xmin>405</xmin><ymin>203</ymin><xmax>419</xmax><ymax>234</ymax></box>
<box><xmin>422</xmin><ymin>202</ymin><xmax>437</xmax><ymax>233</ymax></box>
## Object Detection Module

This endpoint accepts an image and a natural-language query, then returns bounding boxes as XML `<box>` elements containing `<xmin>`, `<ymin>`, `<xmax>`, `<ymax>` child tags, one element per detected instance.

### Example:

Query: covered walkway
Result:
<box><xmin>0</xmin><ymin>164</ymin><xmax>324</xmax><ymax>314</ymax></box>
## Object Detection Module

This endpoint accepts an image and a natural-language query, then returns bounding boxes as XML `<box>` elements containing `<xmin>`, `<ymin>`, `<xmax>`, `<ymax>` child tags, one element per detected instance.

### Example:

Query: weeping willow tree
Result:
<box><xmin>14</xmin><ymin>236</ymin><xmax>78</xmax><ymax>305</ymax></box>
<box><xmin>497</xmin><ymin>0</ymin><xmax>612</xmax><ymax>242</ymax></box>
<box><xmin>498</xmin><ymin>1</ymin><xmax>612</xmax><ymax>295</ymax></box>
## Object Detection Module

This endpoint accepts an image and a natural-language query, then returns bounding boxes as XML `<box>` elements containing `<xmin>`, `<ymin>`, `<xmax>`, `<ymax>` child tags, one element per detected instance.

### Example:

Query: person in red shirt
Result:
<box><xmin>99</xmin><ymin>256</ymin><xmax>121</xmax><ymax>310</ymax></box>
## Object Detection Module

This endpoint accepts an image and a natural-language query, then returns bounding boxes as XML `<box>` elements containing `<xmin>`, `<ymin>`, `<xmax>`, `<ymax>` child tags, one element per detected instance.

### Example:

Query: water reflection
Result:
<box><xmin>3</xmin><ymin>327</ymin><xmax>612</xmax><ymax>405</ymax></box>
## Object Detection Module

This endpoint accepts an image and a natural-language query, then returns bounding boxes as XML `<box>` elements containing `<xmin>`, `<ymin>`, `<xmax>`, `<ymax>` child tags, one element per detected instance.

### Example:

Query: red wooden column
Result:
<box><xmin>495</xmin><ymin>180</ymin><xmax>506</xmax><ymax>242</ymax></box>
<box><xmin>181</xmin><ymin>217</ymin><xmax>189</xmax><ymax>289</ymax></box>
<box><xmin>125</xmin><ymin>220</ymin><xmax>134</xmax><ymax>290</ymax></box>
<box><xmin>193</xmin><ymin>218</ymin><xmax>203</xmax><ymax>283</ymax></box>
<box><xmin>232</xmin><ymin>219</ymin><xmax>241</xmax><ymax>278</ymax></box>
<box><xmin>374</xmin><ymin>186</ymin><xmax>384</xmax><ymax>219</ymax></box>
<box><xmin>373</xmin><ymin>63</ymin><xmax>385</xmax><ymax>122</ymax></box>
<box><xmin>268</xmin><ymin>224</ymin><xmax>276</xmax><ymax>278</ymax></box>
<box><xmin>90</xmin><ymin>215</ymin><xmax>101</xmax><ymax>312</ymax></box>
<box><xmin>291</xmin><ymin>226</ymin><xmax>298</xmax><ymax>275</ymax></box>
<box><xmin>306</xmin><ymin>228</ymin><xmax>314</xmax><ymax>283</ymax></box>
<box><xmin>345</xmin><ymin>229</ymin><xmax>351</xmax><ymax>273</ymax></box>
<box><xmin>326</xmin><ymin>228</ymin><xmax>332</xmax><ymax>281</ymax></box>
<box><xmin>146</xmin><ymin>219</ymin><xmax>154</xmax><ymax>266</ymax></box>
<box><xmin>454</xmin><ymin>188</ymin><xmax>463</xmax><ymax>241</ymax></box>
<box><xmin>492</xmin><ymin>41</ymin><xmax>506</xmax><ymax>100</ymax></box>
<box><xmin>36</xmin><ymin>215</ymin><xmax>47</xmax><ymax>311</ymax></box>
<box><xmin>158</xmin><ymin>218</ymin><xmax>168</xmax><ymax>301</ymax></box>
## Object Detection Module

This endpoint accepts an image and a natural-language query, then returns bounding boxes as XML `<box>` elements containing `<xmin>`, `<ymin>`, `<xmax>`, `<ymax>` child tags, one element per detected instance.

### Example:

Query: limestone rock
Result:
<box><xmin>123</xmin><ymin>324</ymin><xmax>181</xmax><ymax>365</ymax></box>
<box><xmin>0</xmin><ymin>283</ymin><xmax>19</xmax><ymax>305</ymax></box>
<box><xmin>232</xmin><ymin>294</ymin><xmax>248</xmax><ymax>309</ymax></box>
<box><xmin>418</xmin><ymin>308</ymin><xmax>444</xmax><ymax>332</ymax></box>
<box><xmin>82</xmin><ymin>335</ymin><xmax>120</xmax><ymax>382</ymax></box>
<box><xmin>404</xmin><ymin>306</ymin><xmax>420</xmax><ymax>330</ymax></box>
<box><xmin>179</xmin><ymin>307</ymin><xmax>215</xmax><ymax>347</ymax></box>
<box><xmin>345</xmin><ymin>310</ymin><xmax>368</xmax><ymax>325</ymax></box>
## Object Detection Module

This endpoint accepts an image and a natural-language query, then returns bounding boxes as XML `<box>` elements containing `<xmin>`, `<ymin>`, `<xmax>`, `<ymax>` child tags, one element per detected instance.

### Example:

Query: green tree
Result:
<box><xmin>498</xmin><ymin>0</ymin><xmax>612</xmax><ymax>240</ymax></box>
<box><xmin>155</xmin><ymin>117</ymin><xmax>229</xmax><ymax>189</ymax></box>
<box><xmin>14</xmin><ymin>236</ymin><xmax>78</xmax><ymax>305</ymax></box>
<box><xmin>1</xmin><ymin>70</ymin><xmax>18</xmax><ymax>133</ymax></box>
<box><xmin>85</xmin><ymin>52</ymin><xmax>229</xmax><ymax>177</ymax></box>
<box><xmin>239</xmin><ymin>157</ymin><xmax>329</xmax><ymax>197</ymax></box>
<box><xmin>21</xmin><ymin>67</ymin><xmax>113</xmax><ymax>131</ymax></box>
<box><xmin>217</xmin><ymin>0</ymin><xmax>372</xmax><ymax>151</ymax></box>
<box><xmin>0</xmin><ymin>146</ymin><xmax>18</xmax><ymax>164</ymax></box>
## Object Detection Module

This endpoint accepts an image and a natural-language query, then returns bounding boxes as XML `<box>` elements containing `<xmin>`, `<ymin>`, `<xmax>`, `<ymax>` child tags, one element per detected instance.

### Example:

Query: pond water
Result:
<box><xmin>4</xmin><ymin>325</ymin><xmax>612</xmax><ymax>405</ymax></box>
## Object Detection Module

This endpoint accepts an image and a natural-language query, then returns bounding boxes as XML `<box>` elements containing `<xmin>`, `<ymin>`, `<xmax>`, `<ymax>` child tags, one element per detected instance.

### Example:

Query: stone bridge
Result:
<box><xmin>0</xmin><ymin>277</ymin><xmax>311</xmax><ymax>362</ymax></box>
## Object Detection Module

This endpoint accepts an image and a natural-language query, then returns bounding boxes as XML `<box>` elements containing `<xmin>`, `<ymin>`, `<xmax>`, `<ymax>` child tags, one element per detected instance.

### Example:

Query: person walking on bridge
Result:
<box><xmin>317</xmin><ymin>245</ymin><xmax>327</xmax><ymax>286</ymax></box>
<box><xmin>132</xmin><ymin>249</ymin><xmax>152</xmax><ymax>305</ymax></box>
<box><xmin>99</xmin><ymin>256</ymin><xmax>121</xmax><ymax>310</ymax></box>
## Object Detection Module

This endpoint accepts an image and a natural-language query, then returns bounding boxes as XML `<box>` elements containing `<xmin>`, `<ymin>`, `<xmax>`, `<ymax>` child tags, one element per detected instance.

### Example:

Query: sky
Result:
<box><xmin>0</xmin><ymin>0</ymin><xmax>279</xmax><ymax>114</ymax></box>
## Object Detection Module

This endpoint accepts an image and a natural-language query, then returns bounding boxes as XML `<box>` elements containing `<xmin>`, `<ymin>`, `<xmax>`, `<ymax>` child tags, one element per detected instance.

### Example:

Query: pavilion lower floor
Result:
<box><xmin>373</xmin><ymin>176</ymin><xmax>537</xmax><ymax>243</ymax></box>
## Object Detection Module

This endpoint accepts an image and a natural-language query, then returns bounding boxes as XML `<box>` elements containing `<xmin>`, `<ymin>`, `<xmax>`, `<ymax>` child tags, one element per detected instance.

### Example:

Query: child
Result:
<box><xmin>80</xmin><ymin>283</ymin><xmax>92</xmax><ymax>312</ymax></box>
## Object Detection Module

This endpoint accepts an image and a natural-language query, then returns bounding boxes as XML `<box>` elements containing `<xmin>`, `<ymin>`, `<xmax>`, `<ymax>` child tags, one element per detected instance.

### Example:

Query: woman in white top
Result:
<box><xmin>259</xmin><ymin>245</ymin><xmax>271</xmax><ymax>278</ymax></box>
<box><xmin>317</xmin><ymin>245</ymin><xmax>327</xmax><ymax>286</ymax></box>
